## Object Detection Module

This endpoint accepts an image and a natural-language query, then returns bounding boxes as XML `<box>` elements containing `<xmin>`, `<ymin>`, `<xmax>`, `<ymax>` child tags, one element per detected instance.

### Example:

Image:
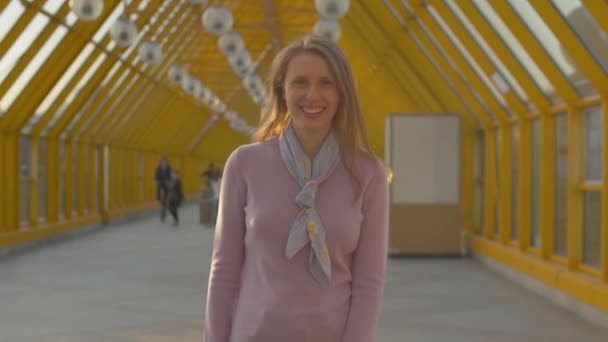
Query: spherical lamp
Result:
<box><xmin>202</xmin><ymin>5</ymin><xmax>233</xmax><ymax>36</ymax></box>
<box><xmin>315</xmin><ymin>0</ymin><xmax>350</xmax><ymax>19</ymax></box>
<box><xmin>70</xmin><ymin>0</ymin><xmax>103</xmax><ymax>21</ymax></box>
<box><xmin>313</xmin><ymin>18</ymin><xmax>341</xmax><ymax>42</ymax></box>
<box><xmin>110</xmin><ymin>17</ymin><xmax>138</xmax><ymax>47</ymax></box>
<box><xmin>218</xmin><ymin>31</ymin><xmax>245</xmax><ymax>56</ymax></box>
<box><xmin>138</xmin><ymin>41</ymin><xmax>162</xmax><ymax>64</ymax></box>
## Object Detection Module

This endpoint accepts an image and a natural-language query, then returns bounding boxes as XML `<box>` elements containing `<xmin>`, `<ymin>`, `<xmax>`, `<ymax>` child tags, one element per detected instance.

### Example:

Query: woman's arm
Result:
<box><xmin>204</xmin><ymin>149</ymin><xmax>247</xmax><ymax>342</ymax></box>
<box><xmin>341</xmin><ymin>159</ymin><xmax>389</xmax><ymax>342</ymax></box>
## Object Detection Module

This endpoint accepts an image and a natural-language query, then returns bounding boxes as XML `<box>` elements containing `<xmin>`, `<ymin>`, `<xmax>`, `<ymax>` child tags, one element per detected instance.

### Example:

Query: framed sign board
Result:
<box><xmin>385</xmin><ymin>114</ymin><xmax>464</xmax><ymax>255</ymax></box>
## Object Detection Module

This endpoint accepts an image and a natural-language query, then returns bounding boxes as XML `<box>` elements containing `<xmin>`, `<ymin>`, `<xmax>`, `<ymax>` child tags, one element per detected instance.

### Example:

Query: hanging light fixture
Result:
<box><xmin>110</xmin><ymin>17</ymin><xmax>138</xmax><ymax>47</ymax></box>
<box><xmin>242</xmin><ymin>74</ymin><xmax>263</xmax><ymax>93</ymax></box>
<box><xmin>182</xmin><ymin>76</ymin><xmax>202</xmax><ymax>95</ymax></box>
<box><xmin>229</xmin><ymin>51</ymin><xmax>253</xmax><ymax>75</ymax></box>
<box><xmin>168</xmin><ymin>65</ymin><xmax>187</xmax><ymax>83</ymax></box>
<box><xmin>70</xmin><ymin>0</ymin><xmax>104</xmax><ymax>21</ymax></box>
<box><xmin>202</xmin><ymin>5</ymin><xmax>233</xmax><ymax>36</ymax></box>
<box><xmin>315</xmin><ymin>0</ymin><xmax>350</xmax><ymax>19</ymax></box>
<box><xmin>138</xmin><ymin>41</ymin><xmax>162</xmax><ymax>64</ymax></box>
<box><xmin>313</xmin><ymin>18</ymin><xmax>341</xmax><ymax>42</ymax></box>
<box><xmin>218</xmin><ymin>31</ymin><xmax>245</xmax><ymax>56</ymax></box>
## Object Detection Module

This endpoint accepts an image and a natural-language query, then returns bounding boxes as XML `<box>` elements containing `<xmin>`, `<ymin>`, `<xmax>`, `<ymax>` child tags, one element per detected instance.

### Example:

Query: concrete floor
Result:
<box><xmin>0</xmin><ymin>203</ymin><xmax>606</xmax><ymax>341</ymax></box>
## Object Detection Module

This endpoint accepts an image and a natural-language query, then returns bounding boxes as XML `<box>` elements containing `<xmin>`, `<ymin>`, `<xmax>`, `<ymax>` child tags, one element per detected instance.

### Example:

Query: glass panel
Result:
<box><xmin>0</xmin><ymin>25</ymin><xmax>68</xmax><ymax>111</ymax></box>
<box><xmin>0</xmin><ymin>14</ymin><xmax>50</xmax><ymax>86</ymax></box>
<box><xmin>39</xmin><ymin>138</ymin><xmax>47</xmax><ymax>221</ymax></box>
<box><xmin>20</xmin><ymin>181</ymin><xmax>30</xmax><ymax>225</ymax></box>
<box><xmin>29</xmin><ymin>43</ymin><xmax>96</xmax><ymax>126</ymax></box>
<box><xmin>19</xmin><ymin>135</ymin><xmax>30</xmax><ymax>225</ymax></box>
<box><xmin>92</xmin><ymin>2</ymin><xmax>125</xmax><ymax>43</ymax></box>
<box><xmin>43</xmin><ymin>0</ymin><xmax>65</xmax><ymax>14</ymax></box>
<box><xmin>583</xmin><ymin>191</ymin><xmax>601</xmax><ymax>269</ymax></box>
<box><xmin>53</xmin><ymin>53</ymin><xmax>108</xmax><ymax>136</ymax></box>
<box><xmin>0</xmin><ymin>0</ymin><xmax>26</xmax><ymax>44</ymax></box>
<box><xmin>531</xmin><ymin>119</ymin><xmax>541</xmax><ymax>248</ymax></box>
<box><xmin>506</xmin><ymin>0</ymin><xmax>596</xmax><ymax>96</ymax></box>
<box><xmin>584</xmin><ymin>106</ymin><xmax>602</xmax><ymax>181</ymax></box>
<box><xmin>511</xmin><ymin>124</ymin><xmax>519</xmax><ymax>240</ymax></box>
<box><xmin>446</xmin><ymin>0</ymin><xmax>531</xmax><ymax>111</ymax></box>
<box><xmin>428</xmin><ymin>5</ymin><xmax>512</xmax><ymax>117</ymax></box>
<box><xmin>416</xmin><ymin>19</ymin><xmax>488</xmax><ymax>124</ymax></box>
<box><xmin>472</xmin><ymin>0</ymin><xmax>560</xmax><ymax>104</ymax></box>
<box><xmin>554</xmin><ymin>112</ymin><xmax>568</xmax><ymax>256</ymax></box>
<box><xmin>551</xmin><ymin>0</ymin><xmax>608</xmax><ymax>73</ymax></box>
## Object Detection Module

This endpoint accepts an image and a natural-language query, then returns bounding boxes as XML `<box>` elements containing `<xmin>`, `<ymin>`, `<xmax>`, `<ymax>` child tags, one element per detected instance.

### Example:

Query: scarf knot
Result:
<box><xmin>279</xmin><ymin>125</ymin><xmax>340</xmax><ymax>288</ymax></box>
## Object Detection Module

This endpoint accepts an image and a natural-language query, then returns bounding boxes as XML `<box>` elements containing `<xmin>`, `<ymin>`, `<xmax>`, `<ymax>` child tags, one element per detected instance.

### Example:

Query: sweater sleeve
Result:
<box><xmin>204</xmin><ymin>148</ymin><xmax>247</xmax><ymax>342</ymax></box>
<box><xmin>341</xmin><ymin>159</ymin><xmax>389</xmax><ymax>342</ymax></box>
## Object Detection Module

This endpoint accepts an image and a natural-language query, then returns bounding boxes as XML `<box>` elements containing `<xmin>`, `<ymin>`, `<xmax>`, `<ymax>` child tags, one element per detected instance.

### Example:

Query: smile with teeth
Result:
<box><xmin>301</xmin><ymin>106</ymin><xmax>324</xmax><ymax>114</ymax></box>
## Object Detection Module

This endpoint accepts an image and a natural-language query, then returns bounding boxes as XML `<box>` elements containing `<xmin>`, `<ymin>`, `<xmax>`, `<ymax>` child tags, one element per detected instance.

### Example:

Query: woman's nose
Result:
<box><xmin>305</xmin><ymin>85</ymin><xmax>320</xmax><ymax>100</ymax></box>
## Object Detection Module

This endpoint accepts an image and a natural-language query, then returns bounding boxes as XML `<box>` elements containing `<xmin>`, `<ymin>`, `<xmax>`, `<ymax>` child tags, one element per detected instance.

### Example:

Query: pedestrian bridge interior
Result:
<box><xmin>0</xmin><ymin>0</ymin><xmax>607</xmax><ymax>340</ymax></box>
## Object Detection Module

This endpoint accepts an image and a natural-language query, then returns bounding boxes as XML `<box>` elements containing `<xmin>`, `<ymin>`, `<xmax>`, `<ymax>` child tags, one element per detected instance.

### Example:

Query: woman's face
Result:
<box><xmin>283</xmin><ymin>52</ymin><xmax>339</xmax><ymax>136</ymax></box>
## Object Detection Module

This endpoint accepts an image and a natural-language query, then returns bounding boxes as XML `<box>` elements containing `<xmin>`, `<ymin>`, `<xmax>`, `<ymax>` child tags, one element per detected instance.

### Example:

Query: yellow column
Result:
<box><xmin>567</xmin><ymin>106</ymin><xmax>584</xmax><ymax>269</ymax></box>
<box><xmin>540</xmin><ymin>114</ymin><xmax>556</xmax><ymax>259</ymax></box>
<box><xmin>2</xmin><ymin>133</ymin><xmax>20</xmax><ymax>231</ymax></box>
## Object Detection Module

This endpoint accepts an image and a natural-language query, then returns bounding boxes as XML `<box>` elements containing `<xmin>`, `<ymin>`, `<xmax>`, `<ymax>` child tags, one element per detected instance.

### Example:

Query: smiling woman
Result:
<box><xmin>204</xmin><ymin>35</ymin><xmax>390</xmax><ymax>342</ymax></box>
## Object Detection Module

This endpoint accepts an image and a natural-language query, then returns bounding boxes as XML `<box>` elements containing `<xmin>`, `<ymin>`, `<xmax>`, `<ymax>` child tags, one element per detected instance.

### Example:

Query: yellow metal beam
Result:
<box><xmin>114</xmin><ymin>29</ymin><xmax>202</xmax><ymax>149</ymax></box>
<box><xmin>356</xmin><ymin>0</ymin><xmax>446</xmax><ymax>113</ymax></box>
<box><xmin>488</xmin><ymin>1</ymin><xmax>578</xmax><ymax>103</ymax></box>
<box><xmin>389</xmin><ymin>3</ymin><xmax>489</xmax><ymax>127</ymax></box>
<box><xmin>88</xmin><ymin>3</ymin><xmax>195</xmax><ymax>144</ymax></box>
<box><xmin>458</xmin><ymin>1</ymin><xmax>552</xmax><ymax>113</ymax></box>
<box><xmin>528</xmin><ymin>1</ymin><xmax>608</xmax><ymax>95</ymax></box>
<box><xmin>581</xmin><ymin>0</ymin><xmax>608</xmax><ymax>37</ymax></box>
<box><xmin>38</xmin><ymin>0</ymin><xmax>167</xmax><ymax>137</ymax></box>
<box><xmin>413</xmin><ymin>3</ymin><xmax>505</xmax><ymax>124</ymax></box>
<box><xmin>1</xmin><ymin>133</ymin><xmax>20</xmax><ymax>230</ymax></box>
<box><xmin>0</xmin><ymin>1</ymin><xmax>39</xmax><ymax>60</ymax></box>
<box><xmin>429</xmin><ymin>0</ymin><xmax>525</xmax><ymax>120</ymax></box>
<box><xmin>3</xmin><ymin>0</ymin><xmax>123</xmax><ymax>132</ymax></box>
<box><xmin>0</xmin><ymin>4</ymin><xmax>72</xmax><ymax>114</ymax></box>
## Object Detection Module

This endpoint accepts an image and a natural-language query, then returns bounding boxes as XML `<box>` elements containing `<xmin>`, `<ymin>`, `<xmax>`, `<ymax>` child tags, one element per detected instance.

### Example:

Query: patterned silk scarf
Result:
<box><xmin>279</xmin><ymin>125</ymin><xmax>340</xmax><ymax>288</ymax></box>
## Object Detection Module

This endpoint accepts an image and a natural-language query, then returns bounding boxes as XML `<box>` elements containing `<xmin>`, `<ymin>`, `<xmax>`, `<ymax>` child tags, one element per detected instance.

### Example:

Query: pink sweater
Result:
<box><xmin>204</xmin><ymin>139</ymin><xmax>389</xmax><ymax>342</ymax></box>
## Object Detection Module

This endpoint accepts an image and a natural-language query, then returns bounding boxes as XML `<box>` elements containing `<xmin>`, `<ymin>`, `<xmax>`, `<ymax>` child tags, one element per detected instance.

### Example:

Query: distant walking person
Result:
<box><xmin>167</xmin><ymin>169</ymin><xmax>183</xmax><ymax>226</ymax></box>
<box><xmin>155</xmin><ymin>156</ymin><xmax>172</xmax><ymax>222</ymax></box>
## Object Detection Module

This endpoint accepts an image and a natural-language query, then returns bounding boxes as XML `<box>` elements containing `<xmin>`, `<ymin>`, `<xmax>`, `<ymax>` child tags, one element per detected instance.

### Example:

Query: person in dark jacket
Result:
<box><xmin>167</xmin><ymin>169</ymin><xmax>184</xmax><ymax>226</ymax></box>
<box><xmin>155</xmin><ymin>156</ymin><xmax>172</xmax><ymax>221</ymax></box>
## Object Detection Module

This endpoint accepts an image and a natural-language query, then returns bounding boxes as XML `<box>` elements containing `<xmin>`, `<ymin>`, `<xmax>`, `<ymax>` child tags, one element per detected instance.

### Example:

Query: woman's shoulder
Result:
<box><xmin>353</xmin><ymin>151</ymin><xmax>387</xmax><ymax>179</ymax></box>
<box><xmin>230</xmin><ymin>139</ymin><xmax>278</xmax><ymax>162</ymax></box>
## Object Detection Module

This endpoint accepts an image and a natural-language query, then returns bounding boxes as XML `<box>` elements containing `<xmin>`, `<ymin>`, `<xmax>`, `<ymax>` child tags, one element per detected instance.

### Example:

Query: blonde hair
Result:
<box><xmin>253</xmin><ymin>35</ymin><xmax>373</xmax><ymax>196</ymax></box>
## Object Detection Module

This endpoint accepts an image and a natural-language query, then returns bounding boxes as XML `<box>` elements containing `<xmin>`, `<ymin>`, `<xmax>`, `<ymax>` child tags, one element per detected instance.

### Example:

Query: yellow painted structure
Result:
<box><xmin>0</xmin><ymin>0</ymin><xmax>606</xmax><ymax>315</ymax></box>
